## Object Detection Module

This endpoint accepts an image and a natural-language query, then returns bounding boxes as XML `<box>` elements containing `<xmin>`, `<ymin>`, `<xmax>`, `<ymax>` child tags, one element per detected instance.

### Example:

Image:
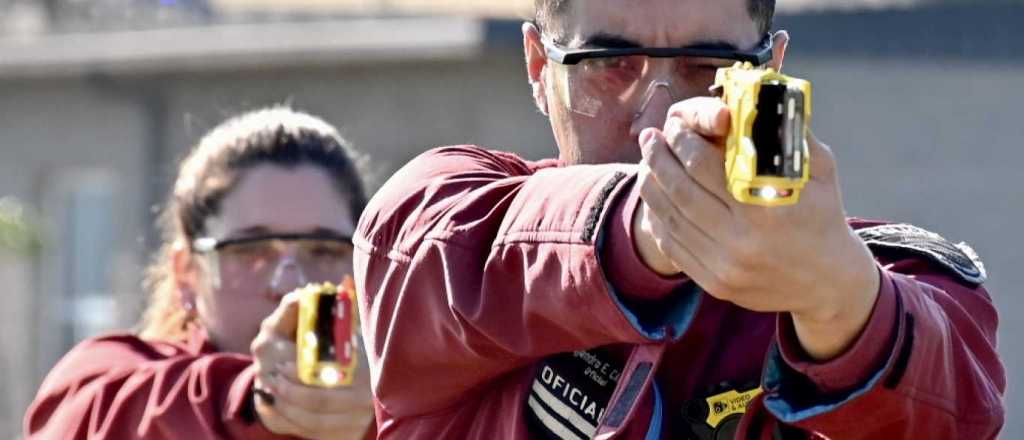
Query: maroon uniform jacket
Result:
<box><xmin>24</xmin><ymin>326</ymin><xmax>377</xmax><ymax>439</ymax></box>
<box><xmin>354</xmin><ymin>146</ymin><xmax>1005</xmax><ymax>439</ymax></box>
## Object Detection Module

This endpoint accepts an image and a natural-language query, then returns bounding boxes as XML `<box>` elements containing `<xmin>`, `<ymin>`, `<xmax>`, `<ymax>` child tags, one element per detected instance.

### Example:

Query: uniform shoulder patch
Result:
<box><xmin>856</xmin><ymin>223</ymin><xmax>987</xmax><ymax>286</ymax></box>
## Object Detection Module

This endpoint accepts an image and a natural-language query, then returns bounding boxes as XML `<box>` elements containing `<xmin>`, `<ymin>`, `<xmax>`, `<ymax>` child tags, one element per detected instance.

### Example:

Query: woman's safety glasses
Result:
<box><xmin>543</xmin><ymin>33</ymin><xmax>774</xmax><ymax>119</ymax></box>
<box><xmin>192</xmin><ymin>233</ymin><xmax>354</xmax><ymax>290</ymax></box>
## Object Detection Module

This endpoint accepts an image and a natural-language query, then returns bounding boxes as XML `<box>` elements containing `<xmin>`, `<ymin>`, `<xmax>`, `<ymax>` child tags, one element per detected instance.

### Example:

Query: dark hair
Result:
<box><xmin>139</xmin><ymin>106</ymin><xmax>368</xmax><ymax>341</ymax></box>
<box><xmin>534</xmin><ymin>0</ymin><xmax>776</xmax><ymax>37</ymax></box>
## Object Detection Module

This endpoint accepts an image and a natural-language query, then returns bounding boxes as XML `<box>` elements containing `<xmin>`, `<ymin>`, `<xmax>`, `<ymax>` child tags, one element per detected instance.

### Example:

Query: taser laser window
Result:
<box><xmin>316</xmin><ymin>294</ymin><xmax>337</xmax><ymax>361</ymax></box>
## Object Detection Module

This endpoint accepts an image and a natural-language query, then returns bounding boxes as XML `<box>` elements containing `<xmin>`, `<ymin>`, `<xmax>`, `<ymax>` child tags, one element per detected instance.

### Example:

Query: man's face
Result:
<box><xmin>528</xmin><ymin>0</ymin><xmax>764</xmax><ymax>165</ymax></box>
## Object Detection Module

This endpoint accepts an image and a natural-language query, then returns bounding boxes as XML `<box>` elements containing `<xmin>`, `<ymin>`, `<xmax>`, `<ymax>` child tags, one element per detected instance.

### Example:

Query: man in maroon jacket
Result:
<box><xmin>354</xmin><ymin>0</ymin><xmax>1005</xmax><ymax>438</ymax></box>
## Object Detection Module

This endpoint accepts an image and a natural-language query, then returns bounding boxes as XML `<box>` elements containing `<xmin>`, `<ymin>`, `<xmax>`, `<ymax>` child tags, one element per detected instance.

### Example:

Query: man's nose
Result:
<box><xmin>630</xmin><ymin>82</ymin><xmax>675</xmax><ymax>140</ymax></box>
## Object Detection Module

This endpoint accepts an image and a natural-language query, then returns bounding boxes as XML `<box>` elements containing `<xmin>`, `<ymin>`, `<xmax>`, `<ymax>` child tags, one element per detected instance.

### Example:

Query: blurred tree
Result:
<box><xmin>0</xmin><ymin>197</ymin><xmax>43</xmax><ymax>257</ymax></box>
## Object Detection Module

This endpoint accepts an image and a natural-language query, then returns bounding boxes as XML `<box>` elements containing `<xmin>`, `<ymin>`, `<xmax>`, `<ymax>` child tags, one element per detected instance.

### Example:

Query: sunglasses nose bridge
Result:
<box><xmin>269</xmin><ymin>255</ymin><xmax>309</xmax><ymax>294</ymax></box>
<box><xmin>272</xmin><ymin>238</ymin><xmax>301</xmax><ymax>257</ymax></box>
<box><xmin>629</xmin><ymin>57</ymin><xmax>682</xmax><ymax>117</ymax></box>
<box><xmin>646</xmin><ymin>56</ymin><xmax>675</xmax><ymax>76</ymax></box>
<box><xmin>636</xmin><ymin>57</ymin><xmax>681</xmax><ymax>94</ymax></box>
<box><xmin>631</xmin><ymin>80</ymin><xmax>675</xmax><ymax>123</ymax></box>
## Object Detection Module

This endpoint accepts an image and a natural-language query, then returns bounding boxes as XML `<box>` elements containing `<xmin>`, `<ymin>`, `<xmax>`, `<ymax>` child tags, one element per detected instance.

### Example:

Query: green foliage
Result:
<box><xmin>0</xmin><ymin>197</ymin><xmax>43</xmax><ymax>256</ymax></box>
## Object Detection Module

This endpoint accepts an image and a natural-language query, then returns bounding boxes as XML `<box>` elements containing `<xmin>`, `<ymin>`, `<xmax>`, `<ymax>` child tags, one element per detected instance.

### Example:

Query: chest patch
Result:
<box><xmin>526</xmin><ymin>348</ymin><xmax>625</xmax><ymax>440</ymax></box>
<box><xmin>856</xmin><ymin>223</ymin><xmax>986</xmax><ymax>286</ymax></box>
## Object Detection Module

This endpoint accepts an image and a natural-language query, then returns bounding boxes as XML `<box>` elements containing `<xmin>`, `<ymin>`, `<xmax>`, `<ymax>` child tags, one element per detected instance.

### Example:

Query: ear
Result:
<box><xmin>523</xmin><ymin>21</ymin><xmax>550</xmax><ymax>115</ymax></box>
<box><xmin>172</xmin><ymin>241</ymin><xmax>199</xmax><ymax>314</ymax></box>
<box><xmin>768</xmin><ymin>30</ymin><xmax>790</xmax><ymax>72</ymax></box>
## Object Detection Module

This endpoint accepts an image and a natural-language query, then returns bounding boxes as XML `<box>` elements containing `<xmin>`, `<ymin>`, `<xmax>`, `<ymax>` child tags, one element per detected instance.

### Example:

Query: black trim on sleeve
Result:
<box><xmin>884</xmin><ymin>313</ymin><xmax>915</xmax><ymax>389</ymax></box>
<box><xmin>582</xmin><ymin>172</ymin><xmax>628</xmax><ymax>243</ymax></box>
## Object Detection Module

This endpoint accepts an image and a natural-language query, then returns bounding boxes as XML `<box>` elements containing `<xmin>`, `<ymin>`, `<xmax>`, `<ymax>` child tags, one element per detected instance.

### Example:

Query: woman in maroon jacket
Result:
<box><xmin>25</xmin><ymin>106</ymin><xmax>376</xmax><ymax>439</ymax></box>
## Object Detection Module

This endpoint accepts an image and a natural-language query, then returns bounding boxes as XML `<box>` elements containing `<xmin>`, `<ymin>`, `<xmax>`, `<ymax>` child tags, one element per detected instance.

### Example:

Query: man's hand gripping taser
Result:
<box><xmin>296</xmin><ymin>276</ymin><xmax>359</xmax><ymax>388</ymax></box>
<box><xmin>713</xmin><ymin>62</ymin><xmax>812</xmax><ymax>207</ymax></box>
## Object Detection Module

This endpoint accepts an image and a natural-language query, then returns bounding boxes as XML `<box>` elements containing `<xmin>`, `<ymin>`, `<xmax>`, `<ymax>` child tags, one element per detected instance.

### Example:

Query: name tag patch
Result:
<box><xmin>526</xmin><ymin>349</ymin><xmax>624</xmax><ymax>440</ymax></box>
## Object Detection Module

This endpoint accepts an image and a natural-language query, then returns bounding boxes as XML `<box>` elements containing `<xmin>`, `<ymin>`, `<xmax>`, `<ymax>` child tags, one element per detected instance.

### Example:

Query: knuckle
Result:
<box><xmin>646</xmin><ymin>141</ymin><xmax>666</xmax><ymax>170</ymax></box>
<box><xmin>664</xmin><ymin>117</ymin><xmax>687</xmax><ymax>142</ymax></box>
<box><xmin>660</xmin><ymin>211</ymin><xmax>683</xmax><ymax>235</ymax></box>
<box><xmin>670</xmin><ymin>100</ymin><xmax>701</xmax><ymax>123</ymax></box>
<box><xmin>250</xmin><ymin>338</ymin><xmax>267</xmax><ymax>358</ymax></box>
<box><xmin>679</xmin><ymin>133</ymin><xmax>704</xmax><ymax>165</ymax></box>
<box><xmin>667</xmin><ymin>100</ymin><xmax>688</xmax><ymax>116</ymax></box>
<box><xmin>258</xmin><ymin>318</ymin><xmax>276</xmax><ymax>335</ymax></box>
<box><xmin>682</xmin><ymin>153</ymin><xmax>700</xmax><ymax>173</ymax></box>
<box><xmin>273</xmin><ymin>338</ymin><xmax>294</xmax><ymax>355</ymax></box>
<box><xmin>663</xmin><ymin>176</ymin><xmax>686</xmax><ymax>201</ymax></box>
<box><xmin>259</xmin><ymin>336</ymin><xmax>282</xmax><ymax>358</ymax></box>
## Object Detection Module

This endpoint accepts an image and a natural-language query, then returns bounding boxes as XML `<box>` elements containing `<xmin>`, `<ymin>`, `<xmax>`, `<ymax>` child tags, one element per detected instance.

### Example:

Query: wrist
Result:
<box><xmin>632</xmin><ymin>200</ymin><xmax>682</xmax><ymax>276</ymax></box>
<box><xmin>791</xmin><ymin>235</ymin><xmax>880</xmax><ymax>361</ymax></box>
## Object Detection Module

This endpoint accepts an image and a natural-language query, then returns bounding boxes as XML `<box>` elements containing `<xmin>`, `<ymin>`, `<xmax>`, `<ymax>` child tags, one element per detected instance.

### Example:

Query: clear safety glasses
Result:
<box><xmin>192</xmin><ymin>233</ymin><xmax>354</xmax><ymax>290</ymax></box>
<box><xmin>544</xmin><ymin>33</ymin><xmax>775</xmax><ymax>119</ymax></box>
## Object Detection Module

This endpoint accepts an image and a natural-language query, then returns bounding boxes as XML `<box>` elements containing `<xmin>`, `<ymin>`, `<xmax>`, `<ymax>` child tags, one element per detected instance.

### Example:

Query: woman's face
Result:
<box><xmin>183</xmin><ymin>164</ymin><xmax>356</xmax><ymax>354</ymax></box>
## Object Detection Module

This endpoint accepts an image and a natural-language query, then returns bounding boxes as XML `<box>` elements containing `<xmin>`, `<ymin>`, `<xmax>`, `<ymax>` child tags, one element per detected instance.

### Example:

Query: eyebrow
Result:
<box><xmin>230</xmin><ymin>225</ymin><xmax>272</xmax><ymax>238</ymax></box>
<box><xmin>579</xmin><ymin>33</ymin><xmax>642</xmax><ymax>49</ymax></box>
<box><xmin>577</xmin><ymin>32</ymin><xmax>741</xmax><ymax>51</ymax></box>
<box><xmin>688</xmin><ymin>40</ymin><xmax>741</xmax><ymax>51</ymax></box>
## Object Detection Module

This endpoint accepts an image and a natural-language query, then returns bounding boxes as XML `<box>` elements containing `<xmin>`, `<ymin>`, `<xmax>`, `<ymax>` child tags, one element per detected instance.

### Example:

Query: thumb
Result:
<box><xmin>666</xmin><ymin>97</ymin><xmax>731</xmax><ymax>140</ymax></box>
<box><xmin>266</xmin><ymin>289</ymin><xmax>303</xmax><ymax>337</ymax></box>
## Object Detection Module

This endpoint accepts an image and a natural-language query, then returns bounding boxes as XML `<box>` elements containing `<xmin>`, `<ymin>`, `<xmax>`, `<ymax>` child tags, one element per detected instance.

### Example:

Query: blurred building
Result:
<box><xmin>1</xmin><ymin>0</ymin><xmax>1022</xmax><ymax>438</ymax></box>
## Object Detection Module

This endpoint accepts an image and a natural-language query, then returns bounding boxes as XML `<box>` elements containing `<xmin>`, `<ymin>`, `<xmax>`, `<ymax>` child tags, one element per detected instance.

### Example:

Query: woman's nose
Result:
<box><xmin>269</xmin><ymin>256</ymin><xmax>308</xmax><ymax>299</ymax></box>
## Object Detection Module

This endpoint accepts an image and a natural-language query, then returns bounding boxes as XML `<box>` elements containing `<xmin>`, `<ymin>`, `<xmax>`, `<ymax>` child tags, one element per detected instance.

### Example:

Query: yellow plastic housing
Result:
<box><xmin>715</xmin><ymin>62</ymin><xmax>812</xmax><ymax>207</ymax></box>
<box><xmin>296</xmin><ymin>280</ymin><xmax>358</xmax><ymax>387</ymax></box>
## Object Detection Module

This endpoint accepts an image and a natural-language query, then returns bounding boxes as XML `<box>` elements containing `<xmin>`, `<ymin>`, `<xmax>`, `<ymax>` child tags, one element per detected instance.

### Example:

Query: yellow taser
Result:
<box><xmin>296</xmin><ymin>277</ymin><xmax>358</xmax><ymax>387</ymax></box>
<box><xmin>714</xmin><ymin>62</ymin><xmax>812</xmax><ymax>207</ymax></box>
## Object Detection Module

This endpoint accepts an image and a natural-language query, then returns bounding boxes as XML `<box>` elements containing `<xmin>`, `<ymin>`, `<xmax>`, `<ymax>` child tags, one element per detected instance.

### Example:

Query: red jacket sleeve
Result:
<box><xmin>741</xmin><ymin>224</ymin><xmax>1005</xmax><ymax>439</ymax></box>
<box><xmin>354</xmin><ymin>146</ymin><xmax>699</xmax><ymax>421</ymax></box>
<box><xmin>24</xmin><ymin>334</ymin><xmax>294</xmax><ymax>440</ymax></box>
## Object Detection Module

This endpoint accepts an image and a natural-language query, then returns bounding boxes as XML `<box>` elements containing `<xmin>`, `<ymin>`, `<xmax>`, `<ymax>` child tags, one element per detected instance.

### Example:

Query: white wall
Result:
<box><xmin>0</xmin><ymin>78</ymin><xmax>149</xmax><ymax>438</ymax></box>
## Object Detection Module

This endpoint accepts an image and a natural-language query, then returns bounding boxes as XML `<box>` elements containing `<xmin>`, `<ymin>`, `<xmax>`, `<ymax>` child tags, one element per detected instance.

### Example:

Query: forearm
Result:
<box><xmin>631</xmin><ymin>199</ymin><xmax>687</xmax><ymax>277</ymax></box>
<box><xmin>25</xmin><ymin>338</ymin><xmax>284</xmax><ymax>439</ymax></box>
<box><xmin>755</xmin><ymin>262</ymin><xmax>1004</xmax><ymax>439</ymax></box>
<box><xmin>356</xmin><ymin>149</ymin><xmax>698</xmax><ymax>417</ymax></box>
<box><xmin>789</xmin><ymin>231</ymin><xmax>881</xmax><ymax>361</ymax></box>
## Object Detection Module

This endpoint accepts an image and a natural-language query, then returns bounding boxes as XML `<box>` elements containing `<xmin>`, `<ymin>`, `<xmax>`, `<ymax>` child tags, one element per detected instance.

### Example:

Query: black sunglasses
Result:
<box><xmin>544</xmin><ymin>33</ymin><xmax>774</xmax><ymax>66</ymax></box>
<box><xmin>192</xmin><ymin>232</ymin><xmax>354</xmax><ymax>253</ymax></box>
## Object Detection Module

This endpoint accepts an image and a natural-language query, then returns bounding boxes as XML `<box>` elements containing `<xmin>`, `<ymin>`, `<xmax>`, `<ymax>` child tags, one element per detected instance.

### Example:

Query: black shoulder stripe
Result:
<box><xmin>885</xmin><ymin>312</ymin><xmax>915</xmax><ymax>389</ymax></box>
<box><xmin>582</xmin><ymin>172</ymin><xmax>627</xmax><ymax>243</ymax></box>
<box><xmin>856</xmin><ymin>223</ymin><xmax>987</xmax><ymax>286</ymax></box>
